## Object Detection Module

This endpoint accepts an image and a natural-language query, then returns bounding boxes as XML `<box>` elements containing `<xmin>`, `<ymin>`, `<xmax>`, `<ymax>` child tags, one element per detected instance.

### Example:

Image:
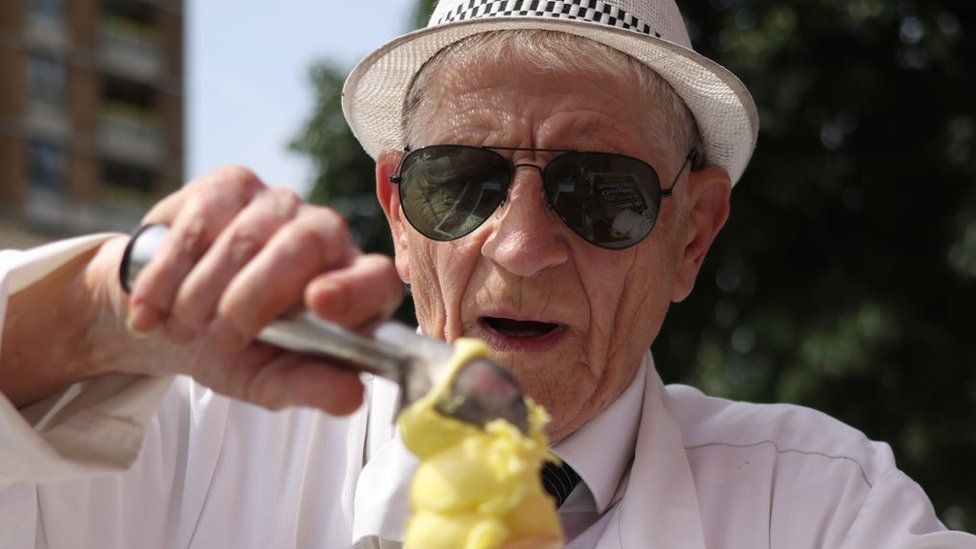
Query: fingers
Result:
<box><xmin>129</xmin><ymin>167</ymin><xmax>263</xmax><ymax>333</ymax></box>
<box><xmin>168</xmin><ymin>187</ymin><xmax>302</xmax><ymax>338</ymax></box>
<box><xmin>305</xmin><ymin>253</ymin><xmax>404</xmax><ymax>327</ymax></box>
<box><xmin>119</xmin><ymin>164</ymin><xmax>388</xmax><ymax>416</ymax></box>
<box><xmin>191</xmin><ymin>344</ymin><xmax>365</xmax><ymax>414</ymax></box>
<box><xmin>128</xmin><ymin>164</ymin><xmax>385</xmax><ymax>347</ymax></box>
<box><xmin>269</xmin><ymin>360</ymin><xmax>364</xmax><ymax>414</ymax></box>
<box><xmin>234</xmin><ymin>352</ymin><xmax>365</xmax><ymax>414</ymax></box>
<box><xmin>141</xmin><ymin>165</ymin><xmax>261</xmax><ymax>225</ymax></box>
<box><xmin>205</xmin><ymin>207</ymin><xmax>358</xmax><ymax>350</ymax></box>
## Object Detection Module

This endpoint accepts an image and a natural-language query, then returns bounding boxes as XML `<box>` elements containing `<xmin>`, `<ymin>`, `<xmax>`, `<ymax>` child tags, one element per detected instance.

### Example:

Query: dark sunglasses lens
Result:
<box><xmin>544</xmin><ymin>153</ymin><xmax>662</xmax><ymax>249</ymax></box>
<box><xmin>399</xmin><ymin>146</ymin><xmax>510</xmax><ymax>241</ymax></box>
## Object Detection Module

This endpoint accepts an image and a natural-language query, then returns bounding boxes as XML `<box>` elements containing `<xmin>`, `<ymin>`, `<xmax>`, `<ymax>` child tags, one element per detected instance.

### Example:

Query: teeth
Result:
<box><xmin>483</xmin><ymin>317</ymin><xmax>558</xmax><ymax>339</ymax></box>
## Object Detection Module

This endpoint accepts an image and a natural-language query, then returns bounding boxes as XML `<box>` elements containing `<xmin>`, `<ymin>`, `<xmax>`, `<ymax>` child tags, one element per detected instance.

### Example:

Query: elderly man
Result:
<box><xmin>1</xmin><ymin>0</ymin><xmax>973</xmax><ymax>547</ymax></box>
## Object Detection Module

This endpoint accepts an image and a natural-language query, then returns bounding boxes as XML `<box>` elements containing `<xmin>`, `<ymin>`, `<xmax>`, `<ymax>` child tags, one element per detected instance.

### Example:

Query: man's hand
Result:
<box><xmin>3</xmin><ymin>166</ymin><xmax>403</xmax><ymax>414</ymax></box>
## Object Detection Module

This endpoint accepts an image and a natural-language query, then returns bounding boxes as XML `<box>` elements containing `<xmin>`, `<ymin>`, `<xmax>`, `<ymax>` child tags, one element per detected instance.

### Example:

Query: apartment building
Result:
<box><xmin>0</xmin><ymin>0</ymin><xmax>183</xmax><ymax>247</ymax></box>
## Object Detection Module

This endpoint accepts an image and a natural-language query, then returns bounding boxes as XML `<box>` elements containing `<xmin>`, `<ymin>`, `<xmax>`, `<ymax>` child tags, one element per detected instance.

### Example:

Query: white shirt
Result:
<box><xmin>1</xmin><ymin>236</ymin><xmax>974</xmax><ymax>548</ymax></box>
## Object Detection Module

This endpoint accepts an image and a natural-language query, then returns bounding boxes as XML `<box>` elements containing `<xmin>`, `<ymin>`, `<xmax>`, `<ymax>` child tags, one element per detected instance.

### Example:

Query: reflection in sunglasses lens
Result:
<box><xmin>401</xmin><ymin>147</ymin><xmax>509</xmax><ymax>240</ymax></box>
<box><xmin>546</xmin><ymin>153</ymin><xmax>660</xmax><ymax>249</ymax></box>
<box><xmin>399</xmin><ymin>147</ymin><xmax>661</xmax><ymax>249</ymax></box>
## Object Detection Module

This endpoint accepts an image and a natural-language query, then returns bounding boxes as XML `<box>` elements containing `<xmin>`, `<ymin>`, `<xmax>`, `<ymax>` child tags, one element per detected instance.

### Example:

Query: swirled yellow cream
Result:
<box><xmin>397</xmin><ymin>338</ymin><xmax>563</xmax><ymax>549</ymax></box>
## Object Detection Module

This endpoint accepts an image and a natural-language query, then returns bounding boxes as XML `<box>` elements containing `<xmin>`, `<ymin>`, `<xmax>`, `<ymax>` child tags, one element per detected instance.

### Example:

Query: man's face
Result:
<box><xmin>380</xmin><ymin>53</ymin><xmax>725</xmax><ymax>440</ymax></box>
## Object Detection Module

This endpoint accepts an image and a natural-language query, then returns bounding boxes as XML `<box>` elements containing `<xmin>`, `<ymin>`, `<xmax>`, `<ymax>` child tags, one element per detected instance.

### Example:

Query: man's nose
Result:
<box><xmin>480</xmin><ymin>166</ymin><xmax>569</xmax><ymax>278</ymax></box>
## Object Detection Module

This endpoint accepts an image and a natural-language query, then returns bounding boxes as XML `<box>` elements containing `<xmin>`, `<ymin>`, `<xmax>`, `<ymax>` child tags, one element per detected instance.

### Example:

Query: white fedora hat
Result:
<box><xmin>342</xmin><ymin>0</ymin><xmax>759</xmax><ymax>184</ymax></box>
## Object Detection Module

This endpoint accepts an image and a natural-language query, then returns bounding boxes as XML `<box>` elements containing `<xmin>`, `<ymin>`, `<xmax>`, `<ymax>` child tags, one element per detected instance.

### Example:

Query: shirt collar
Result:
<box><xmin>550</xmin><ymin>354</ymin><xmax>648</xmax><ymax>513</ymax></box>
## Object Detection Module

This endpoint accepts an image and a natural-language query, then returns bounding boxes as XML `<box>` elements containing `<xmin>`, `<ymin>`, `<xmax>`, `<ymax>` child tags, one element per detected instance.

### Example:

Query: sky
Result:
<box><xmin>186</xmin><ymin>0</ymin><xmax>417</xmax><ymax>195</ymax></box>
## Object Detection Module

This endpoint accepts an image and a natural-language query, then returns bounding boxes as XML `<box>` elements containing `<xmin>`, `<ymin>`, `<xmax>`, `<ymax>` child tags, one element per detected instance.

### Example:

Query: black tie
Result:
<box><xmin>540</xmin><ymin>460</ymin><xmax>582</xmax><ymax>508</ymax></box>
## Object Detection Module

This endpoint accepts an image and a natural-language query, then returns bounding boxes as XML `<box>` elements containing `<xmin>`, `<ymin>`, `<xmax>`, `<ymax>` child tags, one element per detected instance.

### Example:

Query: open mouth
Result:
<box><xmin>481</xmin><ymin>317</ymin><xmax>561</xmax><ymax>339</ymax></box>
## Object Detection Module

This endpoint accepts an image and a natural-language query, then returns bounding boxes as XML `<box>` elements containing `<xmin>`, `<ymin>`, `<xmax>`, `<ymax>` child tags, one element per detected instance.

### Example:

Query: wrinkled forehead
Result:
<box><xmin>409</xmin><ymin>36</ymin><xmax>639</xmax><ymax>113</ymax></box>
<box><xmin>403</xmin><ymin>34</ymin><xmax>680</xmax><ymax>164</ymax></box>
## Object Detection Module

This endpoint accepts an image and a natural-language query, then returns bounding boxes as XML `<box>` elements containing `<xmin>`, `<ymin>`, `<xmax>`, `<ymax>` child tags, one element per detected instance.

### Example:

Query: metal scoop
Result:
<box><xmin>119</xmin><ymin>224</ymin><xmax>529</xmax><ymax>432</ymax></box>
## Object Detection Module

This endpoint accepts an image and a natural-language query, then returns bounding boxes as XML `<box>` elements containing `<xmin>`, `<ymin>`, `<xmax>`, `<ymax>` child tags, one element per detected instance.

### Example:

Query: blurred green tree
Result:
<box><xmin>412</xmin><ymin>0</ymin><xmax>438</xmax><ymax>28</ymax></box>
<box><xmin>289</xmin><ymin>63</ymin><xmax>386</xmax><ymax>254</ymax></box>
<box><xmin>663</xmin><ymin>0</ymin><xmax>976</xmax><ymax>532</ymax></box>
<box><xmin>291</xmin><ymin>0</ymin><xmax>975</xmax><ymax>532</ymax></box>
<box><xmin>289</xmin><ymin>61</ymin><xmax>416</xmax><ymax>321</ymax></box>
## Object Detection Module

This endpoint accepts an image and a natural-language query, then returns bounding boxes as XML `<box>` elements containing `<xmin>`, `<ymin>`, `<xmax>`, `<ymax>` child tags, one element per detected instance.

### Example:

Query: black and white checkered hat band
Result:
<box><xmin>435</xmin><ymin>0</ymin><xmax>662</xmax><ymax>39</ymax></box>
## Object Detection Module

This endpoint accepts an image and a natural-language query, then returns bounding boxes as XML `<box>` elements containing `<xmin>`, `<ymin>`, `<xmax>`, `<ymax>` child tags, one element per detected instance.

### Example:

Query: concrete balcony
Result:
<box><xmin>96</xmin><ymin>105</ymin><xmax>165</xmax><ymax>168</ymax></box>
<box><xmin>24</xmin><ymin>187</ymin><xmax>145</xmax><ymax>235</ymax></box>
<box><xmin>24</xmin><ymin>16</ymin><xmax>69</xmax><ymax>52</ymax></box>
<box><xmin>23</xmin><ymin>187</ymin><xmax>69</xmax><ymax>233</ymax></box>
<box><xmin>25</xmin><ymin>101</ymin><xmax>70</xmax><ymax>141</ymax></box>
<box><xmin>96</xmin><ymin>18</ymin><xmax>163</xmax><ymax>83</ymax></box>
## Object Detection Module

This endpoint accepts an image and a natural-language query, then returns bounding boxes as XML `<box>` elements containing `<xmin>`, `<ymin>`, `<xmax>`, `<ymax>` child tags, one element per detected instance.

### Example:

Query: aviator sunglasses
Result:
<box><xmin>390</xmin><ymin>145</ymin><xmax>699</xmax><ymax>250</ymax></box>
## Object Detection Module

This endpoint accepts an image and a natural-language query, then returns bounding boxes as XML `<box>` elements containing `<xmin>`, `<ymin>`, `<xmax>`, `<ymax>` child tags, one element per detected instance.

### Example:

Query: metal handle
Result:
<box><xmin>119</xmin><ymin>224</ymin><xmax>450</xmax><ymax>403</ymax></box>
<box><xmin>258</xmin><ymin>308</ymin><xmax>408</xmax><ymax>379</ymax></box>
<box><xmin>119</xmin><ymin>224</ymin><xmax>529</xmax><ymax>430</ymax></box>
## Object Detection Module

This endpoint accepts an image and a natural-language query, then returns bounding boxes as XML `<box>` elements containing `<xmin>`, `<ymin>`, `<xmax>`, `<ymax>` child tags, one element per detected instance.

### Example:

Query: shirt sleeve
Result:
<box><xmin>0</xmin><ymin>237</ymin><xmax>369</xmax><ymax>549</ymax></box>
<box><xmin>840</xmin><ymin>469</ymin><xmax>976</xmax><ymax>548</ymax></box>
<box><xmin>0</xmin><ymin>235</ymin><xmax>174</xmax><ymax>482</ymax></box>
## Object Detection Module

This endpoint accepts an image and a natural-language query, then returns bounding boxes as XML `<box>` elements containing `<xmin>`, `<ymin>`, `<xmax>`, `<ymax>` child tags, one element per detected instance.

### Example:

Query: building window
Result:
<box><xmin>27</xmin><ymin>0</ymin><xmax>64</xmax><ymax>27</ymax></box>
<box><xmin>29</xmin><ymin>141</ymin><xmax>66</xmax><ymax>194</ymax></box>
<box><xmin>27</xmin><ymin>54</ymin><xmax>65</xmax><ymax>107</ymax></box>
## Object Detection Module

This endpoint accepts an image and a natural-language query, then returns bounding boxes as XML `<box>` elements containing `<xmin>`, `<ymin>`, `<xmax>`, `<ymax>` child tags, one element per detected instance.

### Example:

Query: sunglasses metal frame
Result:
<box><xmin>389</xmin><ymin>144</ymin><xmax>699</xmax><ymax>249</ymax></box>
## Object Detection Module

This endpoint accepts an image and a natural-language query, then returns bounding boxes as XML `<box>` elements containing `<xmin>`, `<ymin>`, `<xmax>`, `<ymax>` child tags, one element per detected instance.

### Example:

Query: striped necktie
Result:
<box><xmin>540</xmin><ymin>460</ymin><xmax>582</xmax><ymax>508</ymax></box>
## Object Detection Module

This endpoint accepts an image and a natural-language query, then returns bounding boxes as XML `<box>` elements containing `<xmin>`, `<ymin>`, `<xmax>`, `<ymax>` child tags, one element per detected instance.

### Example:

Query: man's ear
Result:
<box><xmin>376</xmin><ymin>150</ymin><xmax>411</xmax><ymax>284</ymax></box>
<box><xmin>671</xmin><ymin>165</ymin><xmax>732</xmax><ymax>303</ymax></box>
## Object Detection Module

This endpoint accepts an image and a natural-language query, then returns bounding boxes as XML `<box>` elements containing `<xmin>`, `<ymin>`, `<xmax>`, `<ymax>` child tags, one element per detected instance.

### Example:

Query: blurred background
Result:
<box><xmin>2</xmin><ymin>0</ymin><xmax>974</xmax><ymax>533</ymax></box>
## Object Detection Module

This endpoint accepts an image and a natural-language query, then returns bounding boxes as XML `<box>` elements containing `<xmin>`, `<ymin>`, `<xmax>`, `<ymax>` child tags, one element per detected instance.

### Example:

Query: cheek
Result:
<box><xmin>586</xmin><ymin>251</ymin><xmax>661</xmax><ymax>322</ymax></box>
<box><xmin>585</xmin><ymin>243</ymin><xmax>678</xmax><ymax>380</ymax></box>
<box><xmin>405</xmin><ymin>234</ymin><xmax>483</xmax><ymax>340</ymax></box>
<box><xmin>619</xmin><ymin>248</ymin><xmax>679</xmax><ymax>348</ymax></box>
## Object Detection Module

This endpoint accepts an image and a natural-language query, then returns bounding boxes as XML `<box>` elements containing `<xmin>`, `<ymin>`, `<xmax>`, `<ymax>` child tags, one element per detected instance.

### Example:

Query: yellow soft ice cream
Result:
<box><xmin>397</xmin><ymin>338</ymin><xmax>564</xmax><ymax>549</ymax></box>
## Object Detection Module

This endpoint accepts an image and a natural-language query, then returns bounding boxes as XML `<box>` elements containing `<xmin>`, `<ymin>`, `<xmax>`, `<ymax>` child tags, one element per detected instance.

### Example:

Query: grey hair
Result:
<box><xmin>401</xmin><ymin>30</ymin><xmax>705</xmax><ymax>170</ymax></box>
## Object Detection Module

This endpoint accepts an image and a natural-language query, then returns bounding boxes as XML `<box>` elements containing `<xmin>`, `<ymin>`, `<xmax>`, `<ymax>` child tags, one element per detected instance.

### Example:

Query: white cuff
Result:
<box><xmin>0</xmin><ymin>234</ymin><xmax>173</xmax><ymax>482</ymax></box>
